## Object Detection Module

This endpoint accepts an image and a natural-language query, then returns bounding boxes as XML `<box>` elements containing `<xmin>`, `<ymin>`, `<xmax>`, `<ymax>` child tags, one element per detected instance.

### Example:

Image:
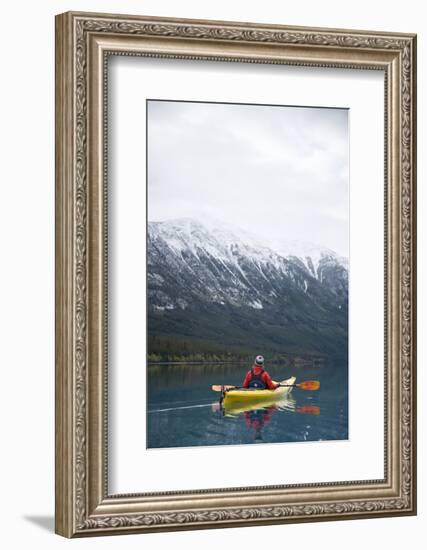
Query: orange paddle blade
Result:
<box><xmin>297</xmin><ymin>405</ymin><xmax>321</xmax><ymax>415</ymax></box>
<box><xmin>211</xmin><ymin>384</ymin><xmax>235</xmax><ymax>392</ymax></box>
<box><xmin>296</xmin><ymin>380</ymin><xmax>320</xmax><ymax>391</ymax></box>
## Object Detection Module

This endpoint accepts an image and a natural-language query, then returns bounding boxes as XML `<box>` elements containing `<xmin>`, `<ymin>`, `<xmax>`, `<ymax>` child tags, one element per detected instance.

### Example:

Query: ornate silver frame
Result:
<box><xmin>55</xmin><ymin>11</ymin><xmax>417</xmax><ymax>537</ymax></box>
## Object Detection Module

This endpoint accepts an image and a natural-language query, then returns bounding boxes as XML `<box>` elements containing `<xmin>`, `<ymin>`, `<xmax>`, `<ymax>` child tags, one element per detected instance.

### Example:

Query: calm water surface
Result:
<box><xmin>147</xmin><ymin>361</ymin><xmax>348</xmax><ymax>448</ymax></box>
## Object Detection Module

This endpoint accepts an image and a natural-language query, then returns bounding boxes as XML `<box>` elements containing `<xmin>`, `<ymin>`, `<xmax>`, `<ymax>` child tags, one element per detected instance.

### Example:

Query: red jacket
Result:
<box><xmin>243</xmin><ymin>365</ymin><xmax>279</xmax><ymax>390</ymax></box>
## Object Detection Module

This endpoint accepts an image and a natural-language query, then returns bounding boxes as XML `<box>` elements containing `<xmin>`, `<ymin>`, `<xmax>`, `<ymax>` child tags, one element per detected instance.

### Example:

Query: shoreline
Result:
<box><xmin>147</xmin><ymin>357</ymin><xmax>344</xmax><ymax>367</ymax></box>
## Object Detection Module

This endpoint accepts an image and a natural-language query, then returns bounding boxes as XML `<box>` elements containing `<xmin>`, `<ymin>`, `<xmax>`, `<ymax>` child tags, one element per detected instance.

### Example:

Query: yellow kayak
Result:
<box><xmin>222</xmin><ymin>377</ymin><xmax>296</xmax><ymax>409</ymax></box>
<box><xmin>223</xmin><ymin>393</ymin><xmax>296</xmax><ymax>416</ymax></box>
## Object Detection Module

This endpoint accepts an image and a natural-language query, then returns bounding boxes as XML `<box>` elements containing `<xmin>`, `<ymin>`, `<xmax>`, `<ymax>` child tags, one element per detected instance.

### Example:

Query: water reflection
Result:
<box><xmin>211</xmin><ymin>393</ymin><xmax>321</xmax><ymax>443</ymax></box>
<box><xmin>226</xmin><ymin>394</ymin><xmax>296</xmax><ymax>443</ymax></box>
<box><xmin>147</xmin><ymin>361</ymin><xmax>347</xmax><ymax>449</ymax></box>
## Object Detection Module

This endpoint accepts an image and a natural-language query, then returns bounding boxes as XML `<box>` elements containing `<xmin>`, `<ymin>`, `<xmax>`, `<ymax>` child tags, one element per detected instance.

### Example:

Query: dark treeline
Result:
<box><xmin>147</xmin><ymin>335</ymin><xmax>329</xmax><ymax>365</ymax></box>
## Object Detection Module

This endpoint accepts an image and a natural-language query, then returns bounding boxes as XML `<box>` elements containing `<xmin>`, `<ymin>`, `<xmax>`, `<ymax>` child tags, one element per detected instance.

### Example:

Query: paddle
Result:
<box><xmin>211</xmin><ymin>380</ymin><xmax>320</xmax><ymax>392</ymax></box>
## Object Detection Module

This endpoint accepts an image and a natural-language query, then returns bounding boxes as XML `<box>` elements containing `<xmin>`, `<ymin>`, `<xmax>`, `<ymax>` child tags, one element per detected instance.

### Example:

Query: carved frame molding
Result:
<box><xmin>55</xmin><ymin>12</ymin><xmax>416</xmax><ymax>537</ymax></box>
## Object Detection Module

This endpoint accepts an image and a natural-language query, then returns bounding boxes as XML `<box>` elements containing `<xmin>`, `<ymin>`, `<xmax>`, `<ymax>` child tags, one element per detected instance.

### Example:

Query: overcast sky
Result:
<box><xmin>147</xmin><ymin>100</ymin><xmax>349</xmax><ymax>257</ymax></box>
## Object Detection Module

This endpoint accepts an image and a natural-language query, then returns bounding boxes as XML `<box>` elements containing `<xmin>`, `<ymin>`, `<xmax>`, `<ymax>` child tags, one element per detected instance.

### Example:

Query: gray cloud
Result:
<box><xmin>148</xmin><ymin>100</ymin><xmax>349</xmax><ymax>256</ymax></box>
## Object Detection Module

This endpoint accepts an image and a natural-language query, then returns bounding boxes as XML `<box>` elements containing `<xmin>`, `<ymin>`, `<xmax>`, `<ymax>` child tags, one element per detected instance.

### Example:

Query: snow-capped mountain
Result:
<box><xmin>148</xmin><ymin>218</ymin><xmax>348</xmax><ymax>356</ymax></box>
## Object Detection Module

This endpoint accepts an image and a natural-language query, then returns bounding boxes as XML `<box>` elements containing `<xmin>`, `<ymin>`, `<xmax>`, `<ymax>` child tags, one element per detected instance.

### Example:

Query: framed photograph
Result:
<box><xmin>55</xmin><ymin>11</ymin><xmax>417</xmax><ymax>537</ymax></box>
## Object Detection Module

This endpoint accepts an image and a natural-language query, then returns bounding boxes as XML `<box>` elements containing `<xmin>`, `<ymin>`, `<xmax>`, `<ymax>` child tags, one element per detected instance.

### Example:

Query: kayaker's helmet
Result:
<box><xmin>255</xmin><ymin>355</ymin><xmax>264</xmax><ymax>366</ymax></box>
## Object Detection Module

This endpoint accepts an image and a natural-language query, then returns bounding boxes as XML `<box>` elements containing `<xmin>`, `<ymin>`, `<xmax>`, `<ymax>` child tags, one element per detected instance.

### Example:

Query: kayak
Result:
<box><xmin>222</xmin><ymin>392</ymin><xmax>296</xmax><ymax>416</ymax></box>
<box><xmin>222</xmin><ymin>376</ymin><xmax>296</xmax><ymax>409</ymax></box>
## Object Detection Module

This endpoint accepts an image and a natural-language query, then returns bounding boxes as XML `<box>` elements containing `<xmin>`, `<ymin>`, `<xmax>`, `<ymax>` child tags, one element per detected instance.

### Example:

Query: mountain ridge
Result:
<box><xmin>147</xmin><ymin>218</ymin><xmax>348</xmax><ymax>358</ymax></box>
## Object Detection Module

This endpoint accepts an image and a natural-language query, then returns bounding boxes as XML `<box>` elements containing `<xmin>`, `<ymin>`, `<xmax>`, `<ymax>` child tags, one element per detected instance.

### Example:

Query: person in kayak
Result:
<box><xmin>242</xmin><ymin>355</ymin><xmax>280</xmax><ymax>390</ymax></box>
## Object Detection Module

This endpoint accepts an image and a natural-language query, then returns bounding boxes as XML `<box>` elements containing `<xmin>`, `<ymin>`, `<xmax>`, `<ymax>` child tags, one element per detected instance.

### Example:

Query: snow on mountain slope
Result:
<box><xmin>147</xmin><ymin>218</ymin><xmax>348</xmax><ymax>356</ymax></box>
<box><xmin>148</xmin><ymin>217</ymin><xmax>348</xmax><ymax>312</ymax></box>
<box><xmin>149</xmin><ymin>217</ymin><xmax>347</xmax><ymax>279</ymax></box>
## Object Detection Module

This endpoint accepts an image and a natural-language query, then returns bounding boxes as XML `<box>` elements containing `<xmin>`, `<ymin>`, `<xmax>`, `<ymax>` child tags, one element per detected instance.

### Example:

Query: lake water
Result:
<box><xmin>147</xmin><ymin>361</ymin><xmax>348</xmax><ymax>449</ymax></box>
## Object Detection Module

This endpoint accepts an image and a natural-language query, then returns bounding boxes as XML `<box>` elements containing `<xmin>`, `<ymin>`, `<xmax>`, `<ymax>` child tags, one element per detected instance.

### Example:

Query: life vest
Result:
<box><xmin>248</xmin><ymin>367</ymin><xmax>266</xmax><ymax>389</ymax></box>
